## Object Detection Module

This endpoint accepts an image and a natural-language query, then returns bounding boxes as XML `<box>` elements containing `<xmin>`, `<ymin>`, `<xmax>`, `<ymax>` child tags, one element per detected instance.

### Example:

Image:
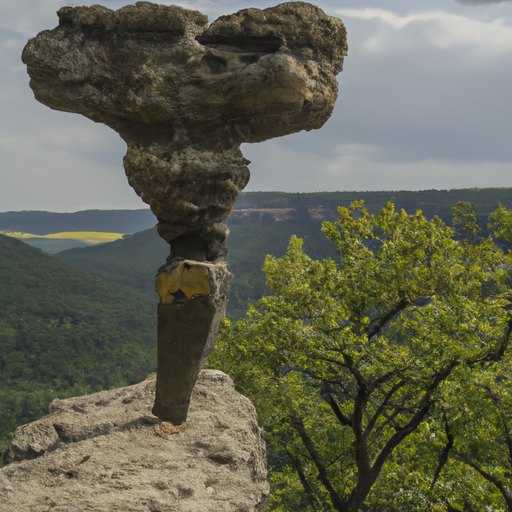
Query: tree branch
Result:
<box><xmin>290</xmin><ymin>413</ymin><xmax>346</xmax><ymax>511</ymax></box>
<box><xmin>489</xmin><ymin>317</ymin><xmax>512</xmax><ymax>362</ymax></box>
<box><xmin>470</xmin><ymin>317</ymin><xmax>512</xmax><ymax>365</ymax></box>
<box><xmin>373</xmin><ymin>370</ymin><xmax>399</xmax><ymax>388</ymax></box>
<box><xmin>342</xmin><ymin>352</ymin><xmax>367</xmax><ymax>387</ymax></box>
<box><xmin>322</xmin><ymin>388</ymin><xmax>353</xmax><ymax>427</ymax></box>
<box><xmin>373</xmin><ymin>407</ymin><xmax>402</xmax><ymax>438</ymax></box>
<box><xmin>355</xmin><ymin>357</ymin><xmax>460</xmax><ymax>509</ymax></box>
<box><xmin>364</xmin><ymin>380</ymin><xmax>405</xmax><ymax>445</ymax></box>
<box><xmin>503</xmin><ymin>418</ymin><xmax>512</xmax><ymax>474</ymax></box>
<box><xmin>430</xmin><ymin>410</ymin><xmax>454</xmax><ymax>491</ymax></box>
<box><xmin>352</xmin><ymin>383</ymin><xmax>371</xmax><ymax>471</ymax></box>
<box><xmin>456</xmin><ymin>453</ymin><xmax>512</xmax><ymax>511</ymax></box>
<box><xmin>366</xmin><ymin>297</ymin><xmax>410</xmax><ymax>340</ymax></box>
<box><xmin>443</xmin><ymin>501</ymin><xmax>462</xmax><ymax>512</ymax></box>
<box><xmin>312</xmin><ymin>355</ymin><xmax>347</xmax><ymax>368</ymax></box>
<box><xmin>285</xmin><ymin>447</ymin><xmax>322</xmax><ymax>510</ymax></box>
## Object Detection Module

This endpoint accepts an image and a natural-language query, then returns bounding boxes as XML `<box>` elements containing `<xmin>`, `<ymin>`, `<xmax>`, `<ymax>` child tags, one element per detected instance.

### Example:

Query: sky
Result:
<box><xmin>0</xmin><ymin>0</ymin><xmax>511</xmax><ymax>212</ymax></box>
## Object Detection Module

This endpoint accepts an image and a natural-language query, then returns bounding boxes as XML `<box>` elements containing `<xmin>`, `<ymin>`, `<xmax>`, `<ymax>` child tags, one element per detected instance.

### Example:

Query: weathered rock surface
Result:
<box><xmin>153</xmin><ymin>260</ymin><xmax>232</xmax><ymax>423</ymax></box>
<box><xmin>21</xmin><ymin>1</ymin><xmax>347</xmax><ymax>424</ymax></box>
<box><xmin>22</xmin><ymin>1</ymin><xmax>347</xmax><ymax>249</ymax></box>
<box><xmin>1</xmin><ymin>370</ymin><xmax>269</xmax><ymax>511</ymax></box>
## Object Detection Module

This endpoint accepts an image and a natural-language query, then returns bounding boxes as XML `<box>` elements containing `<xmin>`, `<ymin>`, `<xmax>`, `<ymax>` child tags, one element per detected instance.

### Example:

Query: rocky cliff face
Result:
<box><xmin>1</xmin><ymin>371</ymin><xmax>269</xmax><ymax>511</ymax></box>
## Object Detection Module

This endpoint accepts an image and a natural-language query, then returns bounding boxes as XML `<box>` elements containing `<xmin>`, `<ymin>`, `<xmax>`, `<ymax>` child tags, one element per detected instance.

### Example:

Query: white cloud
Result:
<box><xmin>336</xmin><ymin>8</ymin><xmax>512</xmax><ymax>55</ymax></box>
<box><xmin>0</xmin><ymin>0</ymin><xmax>277</xmax><ymax>37</ymax></box>
<box><xmin>308</xmin><ymin>7</ymin><xmax>512</xmax><ymax>166</ymax></box>
<box><xmin>0</xmin><ymin>0</ymin><xmax>65</xmax><ymax>36</ymax></box>
<box><xmin>0</xmin><ymin>100</ymin><xmax>143</xmax><ymax>212</ymax></box>
<box><xmin>457</xmin><ymin>0</ymin><xmax>512</xmax><ymax>5</ymax></box>
<box><xmin>243</xmin><ymin>140</ymin><xmax>511</xmax><ymax>192</ymax></box>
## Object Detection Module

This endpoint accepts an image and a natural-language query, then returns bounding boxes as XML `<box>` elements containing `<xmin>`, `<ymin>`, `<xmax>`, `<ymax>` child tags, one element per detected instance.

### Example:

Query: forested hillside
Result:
<box><xmin>0</xmin><ymin>235</ymin><xmax>157</xmax><ymax>460</ymax></box>
<box><xmin>3</xmin><ymin>188</ymin><xmax>512</xmax><ymax>468</ymax></box>
<box><xmin>3</xmin><ymin>188</ymin><xmax>512</xmax><ymax>236</ymax></box>
<box><xmin>57</xmin><ymin>227</ymin><xmax>168</xmax><ymax>297</ymax></box>
<box><xmin>235</xmin><ymin>188</ymin><xmax>512</xmax><ymax>218</ymax></box>
<box><xmin>0</xmin><ymin>209</ymin><xmax>155</xmax><ymax>235</ymax></box>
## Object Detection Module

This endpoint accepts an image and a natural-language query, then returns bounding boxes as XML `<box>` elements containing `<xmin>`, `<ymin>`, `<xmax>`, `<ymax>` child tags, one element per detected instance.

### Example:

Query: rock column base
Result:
<box><xmin>152</xmin><ymin>260</ymin><xmax>231</xmax><ymax>424</ymax></box>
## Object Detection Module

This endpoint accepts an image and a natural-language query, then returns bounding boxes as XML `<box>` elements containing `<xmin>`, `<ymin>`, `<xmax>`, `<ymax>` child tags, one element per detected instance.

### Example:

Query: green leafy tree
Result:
<box><xmin>424</xmin><ymin>205</ymin><xmax>512</xmax><ymax>510</ymax></box>
<box><xmin>489</xmin><ymin>203</ymin><xmax>512</xmax><ymax>245</ymax></box>
<box><xmin>452</xmin><ymin>201</ymin><xmax>481</xmax><ymax>243</ymax></box>
<box><xmin>210</xmin><ymin>201</ymin><xmax>512</xmax><ymax>511</ymax></box>
<box><xmin>433</xmin><ymin>360</ymin><xmax>512</xmax><ymax>510</ymax></box>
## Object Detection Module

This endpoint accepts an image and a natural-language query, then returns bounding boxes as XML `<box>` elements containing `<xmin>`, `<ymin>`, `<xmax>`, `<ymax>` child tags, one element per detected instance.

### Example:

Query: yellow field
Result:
<box><xmin>1</xmin><ymin>231</ymin><xmax>124</xmax><ymax>245</ymax></box>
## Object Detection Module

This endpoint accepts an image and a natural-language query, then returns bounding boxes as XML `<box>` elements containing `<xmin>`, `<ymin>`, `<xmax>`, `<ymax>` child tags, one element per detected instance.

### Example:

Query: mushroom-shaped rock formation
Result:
<box><xmin>22</xmin><ymin>1</ymin><xmax>347</xmax><ymax>424</ymax></box>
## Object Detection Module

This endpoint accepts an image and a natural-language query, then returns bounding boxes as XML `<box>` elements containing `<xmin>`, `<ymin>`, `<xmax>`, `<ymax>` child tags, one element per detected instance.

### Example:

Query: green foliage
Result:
<box><xmin>226</xmin><ymin>219</ymin><xmax>337</xmax><ymax>320</ymax></box>
<box><xmin>452</xmin><ymin>201</ymin><xmax>481</xmax><ymax>243</ymax></box>
<box><xmin>489</xmin><ymin>203</ymin><xmax>512</xmax><ymax>244</ymax></box>
<box><xmin>0</xmin><ymin>235</ymin><xmax>157</xmax><ymax>463</ymax></box>
<box><xmin>209</xmin><ymin>201</ymin><xmax>512</xmax><ymax>511</ymax></box>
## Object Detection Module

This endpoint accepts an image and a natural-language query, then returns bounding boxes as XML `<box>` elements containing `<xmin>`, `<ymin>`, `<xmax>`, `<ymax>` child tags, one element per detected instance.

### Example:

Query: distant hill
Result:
<box><xmin>3</xmin><ymin>188</ymin><xmax>512</xmax><ymax>236</ymax></box>
<box><xmin>0</xmin><ymin>231</ymin><xmax>125</xmax><ymax>254</ymax></box>
<box><xmin>58</xmin><ymin>227</ymin><xmax>169</xmax><ymax>296</ymax></box>
<box><xmin>55</xmin><ymin>187</ymin><xmax>512</xmax><ymax>319</ymax></box>
<box><xmin>231</xmin><ymin>188</ymin><xmax>512</xmax><ymax>232</ymax></box>
<box><xmin>0</xmin><ymin>234</ymin><xmax>157</xmax><ymax>460</ymax></box>
<box><xmin>0</xmin><ymin>209</ymin><xmax>156</xmax><ymax>235</ymax></box>
<box><xmin>14</xmin><ymin>237</ymin><xmax>90</xmax><ymax>253</ymax></box>
<box><xmin>234</xmin><ymin>188</ymin><xmax>512</xmax><ymax>212</ymax></box>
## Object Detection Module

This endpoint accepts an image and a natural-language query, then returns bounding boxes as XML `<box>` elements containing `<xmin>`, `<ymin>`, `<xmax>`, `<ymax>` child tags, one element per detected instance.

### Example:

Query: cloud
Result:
<box><xmin>2</xmin><ymin>3</ymin><xmax>512</xmax><ymax>212</ymax></box>
<box><xmin>243</xmin><ymin>140</ymin><xmax>512</xmax><ymax>193</ymax></box>
<box><xmin>335</xmin><ymin>8</ymin><xmax>512</xmax><ymax>53</ymax></box>
<box><xmin>0</xmin><ymin>52</ymin><xmax>141</xmax><ymax>213</ymax></box>
<box><xmin>0</xmin><ymin>0</ymin><xmax>65</xmax><ymax>37</ymax></box>
<box><xmin>456</xmin><ymin>0</ymin><xmax>512</xmax><ymax>5</ymax></box>
<box><xmin>0</xmin><ymin>107</ymin><xmax>143</xmax><ymax>212</ymax></box>
<box><xmin>240</xmin><ymin>6</ymin><xmax>512</xmax><ymax>192</ymax></box>
<box><xmin>0</xmin><ymin>0</ymin><xmax>276</xmax><ymax>36</ymax></box>
<box><xmin>320</xmin><ymin>8</ymin><xmax>512</xmax><ymax>160</ymax></box>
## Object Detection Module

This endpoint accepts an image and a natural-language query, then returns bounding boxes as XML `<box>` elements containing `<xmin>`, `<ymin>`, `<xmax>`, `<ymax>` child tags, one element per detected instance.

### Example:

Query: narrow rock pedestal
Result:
<box><xmin>153</xmin><ymin>260</ymin><xmax>231</xmax><ymax>424</ymax></box>
<box><xmin>22</xmin><ymin>1</ymin><xmax>347</xmax><ymax>423</ymax></box>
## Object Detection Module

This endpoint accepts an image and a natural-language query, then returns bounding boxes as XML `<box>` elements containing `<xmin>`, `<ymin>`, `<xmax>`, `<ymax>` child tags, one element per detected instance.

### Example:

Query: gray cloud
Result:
<box><xmin>456</xmin><ymin>0</ymin><xmax>512</xmax><ymax>5</ymax></box>
<box><xmin>2</xmin><ymin>2</ymin><xmax>512</xmax><ymax>211</ymax></box>
<box><xmin>243</xmin><ymin>7</ymin><xmax>512</xmax><ymax>192</ymax></box>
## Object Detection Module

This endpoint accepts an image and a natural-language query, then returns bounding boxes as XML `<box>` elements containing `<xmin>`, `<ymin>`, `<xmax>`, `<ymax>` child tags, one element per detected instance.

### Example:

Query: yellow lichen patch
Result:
<box><xmin>155</xmin><ymin>262</ymin><xmax>211</xmax><ymax>304</ymax></box>
<box><xmin>155</xmin><ymin>422</ymin><xmax>187</xmax><ymax>437</ymax></box>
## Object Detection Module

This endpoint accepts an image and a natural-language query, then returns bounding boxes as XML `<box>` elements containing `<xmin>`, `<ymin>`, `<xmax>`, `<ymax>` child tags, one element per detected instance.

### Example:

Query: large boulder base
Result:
<box><xmin>1</xmin><ymin>370</ymin><xmax>269</xmax><ymax>511</ymax></box>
